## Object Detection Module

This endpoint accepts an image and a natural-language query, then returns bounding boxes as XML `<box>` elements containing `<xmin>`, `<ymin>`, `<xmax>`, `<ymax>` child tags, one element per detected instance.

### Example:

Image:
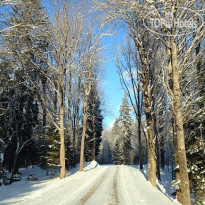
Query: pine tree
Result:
<box><xmin>40</xmin><ymin>126</ymin><xmax>60</xmax><ymax>177</ymax></box>
<box><xmin>84</xmin><ymin>86</ymin><xmax>103</xmax><ymax>162</ymax></box>
<box><xmin>1</xmin><ymin>0</ymin><xmax>49</xmax><ymax>180</ymax></box>
<box><xmin>113</xmin><ymin>138</ymin><xmax>123</xmax><ymax>165</ymax></box>
<box><xmin>186</xmin><ymin>127</ymin><xmax>205</xmax><ymax>205</ymax></box>
<box><xmin>93</xmin><ymin>98</ymin><xmax>103</xmax><ymax>159</ymax></box>
<box><xmin>119</xmin><ymin>93</ymin><xmax>133</xmax><ymax>165</ymax></box>
<box><xmin>111</xmin><ymin>118</ymin><xmax>121</xmax><ymax>140</ymax></box>
<box><xmin>111</xmin><ymin>93</ymin><xmax>133</xmax><ymax>165</ymax></box>
<box><xmin>185</xmin><ymin>102</ymin><xmax>205</xmax><ymax>204</ymax></box>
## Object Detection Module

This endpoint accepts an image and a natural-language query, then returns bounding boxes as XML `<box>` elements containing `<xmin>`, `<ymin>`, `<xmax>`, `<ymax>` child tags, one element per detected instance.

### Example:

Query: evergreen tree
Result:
<box><xmin>182</xmin><ymin>52</ymin><xmax>205</xmax><ymax>204</ymax></box>
<box><xmin>40</xmin><ymin>125</ymin><xmax>60</xmax><ymax>176</ymax></box>
<box><xmin>119</xmin><ymin>93</ymin><xmax>133</xmax><ymax>165</ymax></box>
<box><xmin>0</xmin><ymin>0</ymin><xmax>49</xmax><ymax>180</ymax></box>
<box><xmin>113</xmin><ymin>138</ymin><xmax>123</xmax><ymax>165</ymax></box>
<box><xmin>111</xmin><ymin>93</ymin><xmax>133</xmax><ymax>165</ymax></box>
<box><xmin>185</xmin><ymin>110</ymin><xmax>205</xmax><ymax>204</ymax></box>
<box><xmin>94</xmin><ymin>98</ymin><xmax>103</xmax><ymax>158</ymax></box>
<box><xmin>111</xmin><ymin>118</ymin><xmax>123</xmax><ymax>164</ymax></box>
<box><xmin>84</xmin><ymin>87</ymin><xmax>103</xmax><ymax>162</ymax></box>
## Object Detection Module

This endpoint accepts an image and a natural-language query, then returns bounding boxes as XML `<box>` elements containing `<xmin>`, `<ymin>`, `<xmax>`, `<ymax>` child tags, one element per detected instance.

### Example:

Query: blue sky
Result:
<box><xmin>101</xmin><ymin>30</ymin><xmax>126</xmax><ymax>128</ymax></box>
<box><xmin>103</xmin><ymin>60</ymin><xmax>123</xmax><ymax>127</ymax></box>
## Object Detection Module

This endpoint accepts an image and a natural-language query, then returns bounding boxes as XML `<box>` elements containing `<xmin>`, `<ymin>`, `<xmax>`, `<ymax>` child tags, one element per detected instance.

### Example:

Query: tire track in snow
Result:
<box><xmin>77</xmin><ymin>167</ymin><xmax>110</xmax><ymax>205</ymax></box>
<box><xmin>120</xmin><ymin>165</ymin><xmax>132</xmax><ymax>205</ymax></box>
<box><xmin>113</xmin><ymin>167</ymin><xmax>119</xmax><ymax>204</ymax></box>
<box><xmin>107</xmin><ymin>167</ymin><xmax>119</xmax><ymax>205</ymax></box>
<box><xmin>59</xmin><ymin>166</ymin><xmax>108</xmax><ymax>205</ymax></box>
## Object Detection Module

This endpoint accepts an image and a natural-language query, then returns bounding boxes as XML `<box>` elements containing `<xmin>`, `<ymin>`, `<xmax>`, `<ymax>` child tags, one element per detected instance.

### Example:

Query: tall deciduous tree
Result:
<box><xmin>116</xmin><ymin>37</ymin><xmax>144</xmax><ymax>169</ymax></box>
<box><xmin>147</xmin><ymin>1</ymin><xmax>204</xmax><ymax>204</ymax></box>
<box><xmin>79</xmin><ymin>19</ymin><xmax>107</xmax><ymax>171</ymax></box>
<box><xmin>96</xmin><ymin>0</ymin><xmax>158</xmax><ymax>187</ymax></box>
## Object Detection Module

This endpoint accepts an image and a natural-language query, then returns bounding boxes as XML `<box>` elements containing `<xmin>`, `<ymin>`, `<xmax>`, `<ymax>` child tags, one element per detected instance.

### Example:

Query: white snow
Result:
<box><xmin>0</xmin><ymin>138</ymin><xmax>5</xmax><ymax>145</ymax></box>
<box><xmin>0</xmin><ymin>163</ymin><xmax>180</xmax><ymax>205</ymax></box>
<box><xmin>0</xmin><ymin>153</ymin><xmax>4</xmax><ymax>161</ymax></box>
<box><xmin>83</xmin><ymin>160</ymin><xmax>99</xmax><ymax>171</ymax></box>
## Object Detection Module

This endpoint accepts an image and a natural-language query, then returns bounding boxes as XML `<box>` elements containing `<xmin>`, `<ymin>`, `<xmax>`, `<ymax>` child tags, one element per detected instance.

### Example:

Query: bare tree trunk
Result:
<box><xmin>196</xmin><ymin>43</ymin><xmax>204</xmax><ymax>99</ymax></box>
<box><xmin>91</xmin><ymin>101</ymin><xmax>96</xmax><ymax>161</ymax></box>
<box><xmin>140</xmin><ymin>58</ymin><xmax>156</xmax><ymax>187</ymax></box>
<box><xmin>11</xmin><ymin>153</ymin><xmax>18</xmax><ymax>182</ymax></box>
<box><xmin>73</xmin><ymin>74</ymin><xmax>81</xmax><ymax>168</ymax></box>
<box><xmin>11</xmin><ymin>99</ymin><xmax>23</xmax><ymax>181</ymax></box>
<box><xmin>160</xmin><ymin>139</ymin><xmax>165</xmax><ymax>170</ymax></box>
<box><xmin>172</xmin><ymin>116</ymin><xmax>182</xmax><ymax>203</ymax></box>
<box><xmin>144</xmin><ymin>83</ymin><xmax>156</xmax><ymax>186</ymax></box>
<box><xmin>132</xmin><ymin>25</ymin><xmax>156</xmax><ymax>186</ymax></box>
<box><xmin>160</xmin><ymin>136</ymin><xmax>165</xmax><ymax>170</ymax></box>
<box><xmin>116</xmin><ymin>46</ymin><xmax>143</xmax><ymax>168</ymax></box>
<box><xmin>74</xmin><ymin>112</ymin><xmax>79</xmax><ymax>168</ymax></box>
<box><xmin>165</xmin><ymin>36</ymin><xmax>182</xmax><ymax>202</ymax></box>
<box><xmin>66</xmin><ymin>107</ymin><xmax>71</xmax><ymax>171</ymax></box>
<box><xmin>11</xmin><ymin>136</ymin><xmax>20</xmax><ymax>183</ymax></box>
<box><xmin>156</xmin><ymin>137</ymin><xmax>161</xmax><ymax>180</ymax></box>
<box><xmin>67</xmin><ymin>79</ymin><xmax>72</xmax><ymax>171</ymax></box>
<box><xmin>171</xmin><ymin>34</ymin><xmax>190</xmax><ymax>205</ymax></box>
<box><xmin>79</xmin><ymin>90</ymin><xmax>89</xmax><ymax>171</ymax></box>
<box><xmin>153</xmin><ymin>113</ymin><xmax>161</xmax><ymax>181</ymax></box>
<box><xmin>54</xmin><ymin>83</ymin><xmax>58</xmax><ymax>120</ymax></box>
<box><xmin>72</xmin><ymin>113</ymin><xmax>76</xmax><ymax>162</ymax></box>
<box><xmin>137</xmin><ymin>71</ymin><xmax>143</xmax><ymax>170</ymax></box>
<box><xmin>79</xmin><ymin>62</ymin><xmax>92</xmax><ymax>172</ymax></box>
<box><xmin>138</xmin><ymin>115</ymin><xmax>143</xmax><ymax>169</ymax></box>
<box><xmin>59</xmin><ymin>74</ymin><xmax>66</xmax><ymax>179</ymax></box>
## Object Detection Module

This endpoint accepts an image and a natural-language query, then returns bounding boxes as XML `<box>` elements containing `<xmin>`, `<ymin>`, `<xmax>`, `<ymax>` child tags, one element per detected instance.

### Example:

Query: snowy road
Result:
<box><xmin>70</xmin><ymin>165</ymin><xmax>178</xmax><ymax>205</ymax></box>
<box><xmin>0</xmin><ymin>165</ymin><xmax>179</xmax><ymax>205</ymax></box>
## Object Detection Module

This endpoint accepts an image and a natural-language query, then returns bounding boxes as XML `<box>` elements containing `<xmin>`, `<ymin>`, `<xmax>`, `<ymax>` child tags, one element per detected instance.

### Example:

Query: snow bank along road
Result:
<box><xmin>0</xmin><ymin>165</ymin><xmax>179</xmax><ymax>205</ymax></box>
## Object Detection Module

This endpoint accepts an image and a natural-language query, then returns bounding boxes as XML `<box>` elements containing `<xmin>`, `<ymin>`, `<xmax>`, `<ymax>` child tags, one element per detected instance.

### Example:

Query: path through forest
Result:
<box><xmin>71</xmin><ymin>165</ymin><xmax>178</xmax><ymax>205</ymax></box>
<box><xmin>0</xmin><ymin>165</ymin><xmax>179</xmax><ymax>205</ymax></box>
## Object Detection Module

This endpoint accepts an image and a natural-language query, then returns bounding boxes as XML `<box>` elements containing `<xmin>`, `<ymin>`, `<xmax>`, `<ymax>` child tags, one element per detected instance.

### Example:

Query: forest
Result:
<box><xmin>0</xmin><ymin>1</ymin><xmax>204</xmax><ymax>205</ymax></box>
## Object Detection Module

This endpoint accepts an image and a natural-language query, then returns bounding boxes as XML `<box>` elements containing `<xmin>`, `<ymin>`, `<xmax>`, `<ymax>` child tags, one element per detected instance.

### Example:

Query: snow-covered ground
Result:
<box><xmin>0</xmin><ymin>163</ymin><xmax>179</xmax><ymax>205</ymax></box>
<box><xmin>139</xmin><ymin>165</ymin><xmax>177</xmax><ymax>202</ymax></box>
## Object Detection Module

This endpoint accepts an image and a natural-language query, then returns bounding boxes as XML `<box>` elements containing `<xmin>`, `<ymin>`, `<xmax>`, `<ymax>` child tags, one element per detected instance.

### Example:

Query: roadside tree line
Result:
<box><xmin>0</xmin><ymin>0</ymin><xmax>104</xmax><ymax>183</ymax></box>
<box><xmin>96</xmin><ymin>1</ymin><xmax>204</xmax><ymax>204</ymax></box>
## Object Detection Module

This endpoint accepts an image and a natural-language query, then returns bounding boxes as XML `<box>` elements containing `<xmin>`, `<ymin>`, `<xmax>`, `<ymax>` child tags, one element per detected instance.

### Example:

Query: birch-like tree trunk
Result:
<box><xmin>136</xmin><ymin>39</ymin><xmax>156</xmax><ymax>187</ymax></box>
<box><xmin>59</xmin><ymin>72</ymin><xmax>66</xmax><ymax>179</ymax></box>
<box><xmin>79</xmin><ymin>59</ymin><xmax>92</xmax><ymax>172</ymax></box>
<box><xmin>141</xmin><ymin>66</ymin><xmax>156</xmax><ymax>187</ymax></box>
<box><xmin>171</xmin><ymin>34</ymin><xmax>190</xmax><ymax>204</ymax></box>
<box><xmin>67</xmin><ymin>68</ymin><xmax>72</xmax><ymax>171</ymax></box>
<box><xmin>137</xmin><ymin>75</ymin><xmax>143</xmax><ymax>170</ymax></box>
<box><xmin>116</xmin><ymin>39</ymin><xmax>143</xmax><ymax>169</ymax></box>
<box><xmin>73</xmin><ymin>73</ymin><xmax>82</xmax><ymax>168</ymax></box>
<box><xmin>172</xmin><ymin>116</ymin><xmax>182</xmax><ymax>202</ymax></box>
<box><xmin>91</xmin><ymin>95</ymin><xmax>96</xmax><ymax>161</ymax></box>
